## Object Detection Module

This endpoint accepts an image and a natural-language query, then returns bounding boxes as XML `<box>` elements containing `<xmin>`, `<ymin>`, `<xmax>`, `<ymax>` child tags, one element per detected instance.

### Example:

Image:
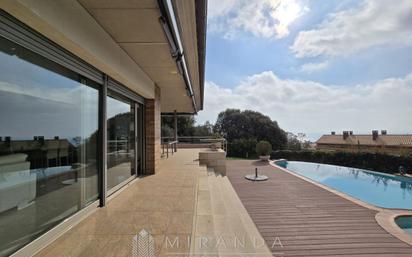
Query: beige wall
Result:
<box><xmin>0</xmin><ymin>0</ymin><xmax>155</xmax><ymax>98</ymax></box>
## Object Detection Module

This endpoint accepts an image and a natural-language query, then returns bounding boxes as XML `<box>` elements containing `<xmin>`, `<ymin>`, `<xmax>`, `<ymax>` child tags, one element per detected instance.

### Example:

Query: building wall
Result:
<box><xmin>0</xmin><ymin>0</ymin><xmax>155</xmax><ymax>98</ymax></box>
<box><xmin>316</xmin><ymin>144</ymin><xmax>412</xmax><ymax>156</ymax></box>
<box><xmin>145</xmin><ymin>86</ymin><xmax>161</xmax><ymax>175</ymax></box>
<box><xmin>0</xmin><ymin>4</ymin><xmax>177</xmax><ymax>256</ymax></box>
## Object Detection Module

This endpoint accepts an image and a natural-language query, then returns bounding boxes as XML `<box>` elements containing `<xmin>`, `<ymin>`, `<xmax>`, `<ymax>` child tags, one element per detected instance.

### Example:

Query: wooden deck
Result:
<box><xmin>227</xmin><ymin>160</ymin><xmax>412</xmax><ymax>256</ymax></box>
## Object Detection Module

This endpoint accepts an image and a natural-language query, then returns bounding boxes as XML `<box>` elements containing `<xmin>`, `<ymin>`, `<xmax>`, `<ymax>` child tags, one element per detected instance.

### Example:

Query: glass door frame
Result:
<box><xmin>0</xmin><ymin>9</ymin><xmax>146</xmax><ymax>209</ymax></box>
<box><xmin>102</xmin><ymin>78</ymin><xmax>145</xmax><ymax>199</ymax></box>
<box><xmin>0</xmin><ymin>10</ymin><xmax>146</xmax><ymax>255</ymax></box>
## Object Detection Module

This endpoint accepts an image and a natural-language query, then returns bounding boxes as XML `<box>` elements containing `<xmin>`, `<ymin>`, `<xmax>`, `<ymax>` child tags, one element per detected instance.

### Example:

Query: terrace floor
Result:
<box><xmin>227</xmin><ymin>160</ymin><xmax>412</xmax><ymax>256</ymax></box>
<box><xmin>34</xmin><ymin>149</ymin><xmax>271</xmax><ymax>257</ymax></box>
<box><xmin>35</xmin><ymin>149</ymin><xmax>203</xmax><ymax>257</ymax></box>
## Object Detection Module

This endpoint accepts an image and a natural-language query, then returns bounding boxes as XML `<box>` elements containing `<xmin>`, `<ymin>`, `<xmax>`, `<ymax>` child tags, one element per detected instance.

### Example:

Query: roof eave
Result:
<box><xmin>195</xmin><ymin>0</ymin><xmax>207</xmax><ymax>111</ymax></box>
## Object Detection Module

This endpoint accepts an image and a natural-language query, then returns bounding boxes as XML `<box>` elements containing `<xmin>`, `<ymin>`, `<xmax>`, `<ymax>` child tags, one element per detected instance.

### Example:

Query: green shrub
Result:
<box><xmin>271</xmin><ymin>150</ymin><xmax>412</xmax><ymax>174</ymax></box>
<box><xmin>227</xmin><ymin>138</ymin><xmax>258</xmax><ymax>158</ymax></box>
<box><xmin>256</xmin><ymin>141</ymin><xmax>272</xmax><ymax>156</ymax></box>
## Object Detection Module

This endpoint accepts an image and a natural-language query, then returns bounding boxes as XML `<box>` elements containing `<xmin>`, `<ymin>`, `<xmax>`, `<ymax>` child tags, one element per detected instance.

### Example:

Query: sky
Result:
<box><xmin>196</xmin><ymin>0</ymin><xmax>412</xmax><ymax>141</ymax></box>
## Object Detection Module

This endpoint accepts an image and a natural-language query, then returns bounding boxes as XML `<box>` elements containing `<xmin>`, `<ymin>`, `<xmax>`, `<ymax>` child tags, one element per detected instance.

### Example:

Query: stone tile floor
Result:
<box><xmin>36</xmin><ymin>149</ymin><xmax>204</xmax><ymax>257</ymax></box>
<box><xmin>35</xmin><ymin>149</ymin><xmax>272</xmax><ymax>257</ymax></box>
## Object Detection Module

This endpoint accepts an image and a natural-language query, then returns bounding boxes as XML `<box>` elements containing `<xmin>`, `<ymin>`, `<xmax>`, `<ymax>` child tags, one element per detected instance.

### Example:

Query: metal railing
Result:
<box><xmin>161</xmin><ymin>136</ymin><xmax>227</xmax><ymax>152</ymax></box>
<box><xmin>162</xmin><ymin>140</ymin><xmax>178</xmax><ymax>158</ymax></box>
<box><xmin>199</xmin><ymin>138</ymin><xmax>227</xmax><ymax>152</ymax></box>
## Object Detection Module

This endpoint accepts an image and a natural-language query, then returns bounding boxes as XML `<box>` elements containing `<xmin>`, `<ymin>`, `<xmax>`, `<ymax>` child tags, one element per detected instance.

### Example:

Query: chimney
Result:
<box><xmin>5</xmin><ymin>136</ymin><xmax>11</xmax><ymax>143</ymax></box>
<box><xmin>54</xmin><ymin>136</ymin><xmax>59</xmax><ymax>140</ymax></box>
<box><xmin>0</xmin><ymin>136</ymin><xmax>2</xmax><ymax>142</ymax></box>
<box><xmin>343</xmin><ymin>131</ymin><xmax>349</xmax><ymax>140</ymax></box>
<box><xmin>372</xmin><ymin>130</ymin><xmax>379</xmax><ymax>140</ymax></box>
<box><xmin>33</xmin><ymin>136</ymin><xmax>38</xmax><ymax>141</ymax></box>
<box><xmin>331</xmin><ymin>131</ymin><xmax>335</xmax><ymax>135</ymax></box>
<box><xmin>38</xmin><ymin>136</ymin><xmax>45</xmax><ymax>145</ymax></box>
<box><xmin>381</xmin><ymin>130</ymin><xmax>387</xmax><ymax>135</ymax></box>
<box><xmin>349</xmin><ymin>131</ymin><xmax>353</xmax><ymax>136</ymax></box>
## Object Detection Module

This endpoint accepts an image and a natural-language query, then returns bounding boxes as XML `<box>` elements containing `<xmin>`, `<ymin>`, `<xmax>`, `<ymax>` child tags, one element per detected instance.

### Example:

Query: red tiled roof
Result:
<box><xmin>316</xmin><ymin>134</ymin><xmax>412</xmax><ymax>147</ymax></box>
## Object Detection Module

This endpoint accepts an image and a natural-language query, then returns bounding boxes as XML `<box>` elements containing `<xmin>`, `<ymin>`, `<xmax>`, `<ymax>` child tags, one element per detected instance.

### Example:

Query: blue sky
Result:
<box><xmin>197</xmin><ymin>0</ymin><xmax>412</xmax><ymax>140</ymax></box>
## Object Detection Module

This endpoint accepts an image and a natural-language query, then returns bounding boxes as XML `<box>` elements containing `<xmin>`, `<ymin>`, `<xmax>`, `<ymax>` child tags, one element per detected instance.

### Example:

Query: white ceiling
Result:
<box><xmin>78</xmin><ymin>0</ymin><xmax>199</xmax><ymax>113</ymax></box>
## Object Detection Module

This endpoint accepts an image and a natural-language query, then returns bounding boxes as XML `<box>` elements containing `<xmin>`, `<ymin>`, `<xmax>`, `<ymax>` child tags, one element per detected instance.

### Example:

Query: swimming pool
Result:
<box><xmin>395</xmin><ymin>216</ymin><xmax>412</xmax><ymax>235</ymax></box>
<box><xmin>274</xmin><ymin>161</ymin><xmax>412</xmax><ymax>210</ymax></box>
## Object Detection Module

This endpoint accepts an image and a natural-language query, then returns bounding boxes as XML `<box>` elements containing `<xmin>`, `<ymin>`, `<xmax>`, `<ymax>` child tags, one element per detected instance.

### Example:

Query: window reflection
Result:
<box><xmin>0</xmin><ymin>37</ymin><xmax>99</xmax><ymax>257</ymax></box>
<box><xmin>106</xmin><ymin>92</ymin><xmax>135</xmax><ymax>191</ymax></box>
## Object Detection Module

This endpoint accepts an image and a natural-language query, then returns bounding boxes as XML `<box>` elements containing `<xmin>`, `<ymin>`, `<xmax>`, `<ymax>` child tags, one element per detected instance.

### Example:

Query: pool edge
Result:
<box><xmin>376</xmin><ymin>211</ymin><xmax>412</xmax><ymax>246</ymax></box>
<box><xmin>270</xmin><ymin>160</ymin><xmax>412</xmax><ymax>246</ymax></box>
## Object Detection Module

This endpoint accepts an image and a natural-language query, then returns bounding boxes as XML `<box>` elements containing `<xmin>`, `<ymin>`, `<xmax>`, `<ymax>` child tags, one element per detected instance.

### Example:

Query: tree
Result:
<box><xmin>214</xmin><ymin>109</ymin><xmax>287</xmax><ymax>157</ymax></box>
<box><xmin>297</xmin><ymin>133</ymin><xmax>307</xmax><ymax>142</ymax></box>
<box><xmin>161</xmin><ymin>116</ymin><xmax>213</xmax><ymax>138</ymax></box>
<box><xmin>286</xmin><ymin>132</ymin><xmax>302</xmax><ymax>150</ymax></box>
<box><xmin>161</xmin><ymin>116</ymin><xmax>195</xmax><ymax>137</ymax></box>
<box><xmin>161</xmin><ymin>125</ymin><xmax>174</xmax><ymax>138</ymax></box>
<box><xmin>193</xmin><ymin>121</ymin><xmax>213</xmax><ymax>136</ymax></box>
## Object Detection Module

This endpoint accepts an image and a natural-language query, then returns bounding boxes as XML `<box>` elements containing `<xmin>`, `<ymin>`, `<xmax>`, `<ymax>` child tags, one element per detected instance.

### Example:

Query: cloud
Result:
<box><xmin>208</xmin><ymin>0</ymin><xmax>308</xmax><ymax>39</ymax></box>
<box><xmin>208</xmin><ymin>0</ymin><xmax>236</xmax><ymax>19</ymax></box>
<box><xmin>197</xmin><ymin>71</ymin><xmax>412</xmax><ymax>136</ymax></box>
<box><xmin>291</xmin><ymin>0</ymin><xmax>412</xmax><ymax>58</ymax></box>
<box><xmin>300</xmin><ymin>61</ymin><xmax>329</xmax><ymax>73</ymax></box>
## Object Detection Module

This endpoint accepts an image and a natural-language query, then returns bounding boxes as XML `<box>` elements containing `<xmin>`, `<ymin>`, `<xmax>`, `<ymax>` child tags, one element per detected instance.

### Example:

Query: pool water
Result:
<box><xmin>276</xmin><ymin>161</ymin><xmax>412</xmax><ymax>210</ymax></box>
<box><xmin>395</xmin><ymin>216</ymin><xmax>412</xmax><ymax>235</ymax></box>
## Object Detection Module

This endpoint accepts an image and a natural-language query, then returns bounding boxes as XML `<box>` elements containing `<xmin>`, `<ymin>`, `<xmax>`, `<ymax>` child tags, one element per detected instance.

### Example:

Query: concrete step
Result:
<box><xmin>192</xmin><ymin>167</ymin><xmax>272</xmax><ymax>257</ymax></box>
<box><xmin>207</xmin><ymin>167</ymin><xmax>215</xmax><ymax>176</ymax></box>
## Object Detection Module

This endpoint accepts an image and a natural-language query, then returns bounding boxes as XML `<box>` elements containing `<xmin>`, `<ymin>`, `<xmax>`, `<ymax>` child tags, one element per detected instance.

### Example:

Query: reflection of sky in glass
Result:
<box><xmin>0</xmin><ymin>53</ymin><xmax>76</xmax><ymax>94</ymax></box>
<box><xmin>107</xmin><ymin>96</ymin><xmax>130</xmax><ymax>119</ymax></box>
<box><xmin>0</xmin><ymin>43</ymin><xmax>98</xmax><ymax>140</ymax></box>
<box><xmin>284</xmin><ymin>161</ymin><xmax>412</xmax><ymax>210</ymax></box>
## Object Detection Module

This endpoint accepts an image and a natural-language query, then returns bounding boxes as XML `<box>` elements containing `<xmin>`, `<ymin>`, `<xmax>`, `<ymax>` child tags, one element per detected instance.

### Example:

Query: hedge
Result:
<box><xmin>271</xmin><ymin>150</ymin><xmax>412</xmax><ymax>174</ymax></box>
<box><xmin>227</xmin><ymin>138</ymin><xmax>258</xmax><ymax>158</ymax></box>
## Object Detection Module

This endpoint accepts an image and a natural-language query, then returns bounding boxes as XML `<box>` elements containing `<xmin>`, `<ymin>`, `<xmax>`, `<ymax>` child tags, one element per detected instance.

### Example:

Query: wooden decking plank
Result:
<box><xmin>226</xmin><ymin>160</ymin><xmax>412</xmax><ymax>256</ymax></box>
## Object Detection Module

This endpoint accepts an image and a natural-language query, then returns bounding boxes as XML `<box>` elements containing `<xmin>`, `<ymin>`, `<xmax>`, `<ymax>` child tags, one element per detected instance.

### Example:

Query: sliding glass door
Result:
<box><xmin>0</xmin><ymin>36</ymin><xmax>100</xmax><ymax>257</ymax></box>
<box><xmin>106</xmin><ymin>91</ymin><xmax>137</xmax><ymax>192</ymax></box>
<box><xmin>0</xmin><ymin>10</ymin><xmax>148</xmax><ymax>256</ymax></box>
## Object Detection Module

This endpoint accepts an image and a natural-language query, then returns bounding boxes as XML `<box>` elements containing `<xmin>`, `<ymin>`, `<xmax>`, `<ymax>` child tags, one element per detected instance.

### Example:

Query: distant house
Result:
<box><xmin>316</xmin><ymin>130</ymin><xmax>412</xmax><ymax>156</ymax></box>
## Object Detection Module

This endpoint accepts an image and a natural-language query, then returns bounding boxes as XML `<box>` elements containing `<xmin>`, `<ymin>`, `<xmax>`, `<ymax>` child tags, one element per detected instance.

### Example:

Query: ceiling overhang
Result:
<box><xmin>78</xmin><ymin>0</ymin><xmax>206</xmax><ymax>114</ymax></box>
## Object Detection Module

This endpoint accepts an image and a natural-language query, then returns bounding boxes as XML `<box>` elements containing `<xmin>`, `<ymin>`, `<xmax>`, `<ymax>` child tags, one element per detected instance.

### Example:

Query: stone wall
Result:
<box><xmin>199</xmin><ymin>149</ymin><xmax>227</xmax><ymax>176</ymax></box>
<box><xmin>145</xmin><ymin>86</ymin><xmax>161</xmax><ymax>175</ymax></box>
